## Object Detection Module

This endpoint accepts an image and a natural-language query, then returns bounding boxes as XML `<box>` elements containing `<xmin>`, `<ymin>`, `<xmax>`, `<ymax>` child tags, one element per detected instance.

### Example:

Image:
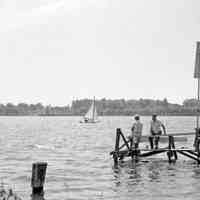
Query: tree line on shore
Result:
<box><xmin>0</xmin><ymin>98</ymin><xmax>199</xmax><ymax>116</ymax></box>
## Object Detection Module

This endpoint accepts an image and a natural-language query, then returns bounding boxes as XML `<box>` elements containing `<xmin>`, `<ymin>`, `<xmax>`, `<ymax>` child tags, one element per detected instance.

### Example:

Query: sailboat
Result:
<box><xmin>80</xmin><ymin>97</ymin><xmax>99</xmax><ymax>123</ymax></box>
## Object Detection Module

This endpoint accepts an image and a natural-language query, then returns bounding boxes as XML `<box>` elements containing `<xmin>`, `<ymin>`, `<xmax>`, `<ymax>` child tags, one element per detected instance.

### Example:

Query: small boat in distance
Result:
<box><xmin>80</xmin><ymin>97</ymin><xmax>99</xmax><ymax>123</ymax></box>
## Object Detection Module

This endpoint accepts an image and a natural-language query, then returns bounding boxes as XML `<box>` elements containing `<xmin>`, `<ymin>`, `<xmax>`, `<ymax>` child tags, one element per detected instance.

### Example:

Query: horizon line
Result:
<box><xmin>0</xmin><ymin>97</ymin><xmax>196</xmax><ymax>107</ymax></box>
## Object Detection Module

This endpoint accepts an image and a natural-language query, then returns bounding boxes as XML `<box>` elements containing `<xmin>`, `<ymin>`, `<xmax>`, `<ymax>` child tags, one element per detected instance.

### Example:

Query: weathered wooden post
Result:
<box><xmin>31</xmin><ymin>162</ymin><xmax>47</xmax><ymax>196</ymax></box>
<box><xmin>194</xmin><ymin>128</ymin><xmax>200</xmax><ymax>152</ymax></box>
<box><xmin>195</xmin><ymin>129</ymin><xmax>200</xmax><ymax>163</ymax></box>
<box><xmin>167</xmin><ymin>136</ymin><xmax>177</xmax><ymax>163</ymax></box>
<box><xmin>171</xmin><ymin>136</ymin><xmax>178</xmax><ymax>160</ymax></box>
<box><xmin>167</xmin><ymin>136</ymin><xmax>172</xmax><ymax>163</ymax></box>
<box><xmin>113</xmin><ymin>128</ymin><xmax>121</xmax><ymax>166</ymax></box>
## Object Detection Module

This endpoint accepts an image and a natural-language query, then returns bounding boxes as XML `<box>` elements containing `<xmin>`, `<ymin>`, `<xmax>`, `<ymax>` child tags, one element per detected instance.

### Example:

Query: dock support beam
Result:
<box><xmin>113</xmin><ymin>128</ymin><xmax>120</xmax><ymax>166</ymax></box>
<box><xmin>171</xmin><ymin>136</ymin><xmax>178</xmax><ymax>160</ymax></box>
<box><xmin>194</xmin><ymin>128</ymin><xmax>200</xmax><ymax>151</ymax></box>
<box><xmin>167</xmin><ymin>136</ymin><xmax>172</xmax><ymax>163</ymax></box>
<box><xmin>195</xmin><ymin>128</ymin><xmax>200</xmax><ymax>162</ymax></box>
<box><xmin>167</xmin><ymin>136</ymin><xmax>177</xmax><ymax>163</ymax></box>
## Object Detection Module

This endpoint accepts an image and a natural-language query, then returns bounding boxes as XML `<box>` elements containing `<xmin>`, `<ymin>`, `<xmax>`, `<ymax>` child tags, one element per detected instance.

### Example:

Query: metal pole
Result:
<box><xmin>197</xmin><ymin>78</ymin><xmax>200</xmax><ymax>129</ymax></box>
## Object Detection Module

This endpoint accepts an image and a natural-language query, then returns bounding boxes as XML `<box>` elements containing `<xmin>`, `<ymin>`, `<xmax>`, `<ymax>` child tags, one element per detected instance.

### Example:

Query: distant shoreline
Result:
<box><xmin>0</xmin><ymin>114</ymin><xmax>197</xmax><ymax>117</ymax></box>
<box><xmin>0</xmin><ymin>98</ymin><xmax>198</xmax><ymax>116</ymax></box>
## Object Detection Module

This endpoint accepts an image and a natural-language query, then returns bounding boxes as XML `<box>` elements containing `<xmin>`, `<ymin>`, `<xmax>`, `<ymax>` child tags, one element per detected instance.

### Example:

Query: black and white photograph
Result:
<box><xmin>0</xmin><ymin>0</ymin><xmax>200</xmax><ymax>199</ymax></box>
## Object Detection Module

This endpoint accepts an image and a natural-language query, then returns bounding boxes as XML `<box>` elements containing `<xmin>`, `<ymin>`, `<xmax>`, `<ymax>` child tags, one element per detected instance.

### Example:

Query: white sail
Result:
<box><xmin>93</xmin><ymin>106</ymin><xmax>98</xmax><ymax>121</ymax></box>
<box><xmin>84</xmin><ymin>102</ymin><xmax>94</xmax><ymax>119</ymax></box>
<box><xmin>83</xmin><ymin>98</ymin><xmax>98</xmax><ymax>122</ymax></box>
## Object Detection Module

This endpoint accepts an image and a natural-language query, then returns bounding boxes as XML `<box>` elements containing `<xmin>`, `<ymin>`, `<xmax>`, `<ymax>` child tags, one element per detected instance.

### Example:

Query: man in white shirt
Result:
<box><xmin>131</xmin><ymin>114</ymin><xmax>143</xmax><ymax>149</ymax></box>
<box><xmin>149</xmin><ymin>114</ymin><xmax>166</xmax><ymax>149</ymax></box>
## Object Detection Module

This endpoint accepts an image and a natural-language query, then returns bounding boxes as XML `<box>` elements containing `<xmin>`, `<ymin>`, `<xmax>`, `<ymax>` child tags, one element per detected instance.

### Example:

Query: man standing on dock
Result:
<box><xmin>149</xmin><ymin>114</ymin><xmax>166</xmax><ymax>149</ymax></box>
<box><xmin>131</xmin><ymin>114</ymin><xmax>143</xmax><ymax>149</ymax></box>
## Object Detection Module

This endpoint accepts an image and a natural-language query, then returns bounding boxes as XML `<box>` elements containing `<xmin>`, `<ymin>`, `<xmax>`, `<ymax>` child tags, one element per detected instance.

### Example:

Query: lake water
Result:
<box><xmin>0</xmin><ymin>116</ymin><xmax>199</xmax><ymax>200</ymax></box>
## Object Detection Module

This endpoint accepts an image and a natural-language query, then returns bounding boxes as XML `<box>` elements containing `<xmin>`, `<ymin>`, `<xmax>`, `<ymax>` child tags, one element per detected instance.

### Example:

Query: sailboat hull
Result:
<box><xmin>80</xmin><ymin>119</ymin><xmax>100</xmax><ymax>123</ymax></box>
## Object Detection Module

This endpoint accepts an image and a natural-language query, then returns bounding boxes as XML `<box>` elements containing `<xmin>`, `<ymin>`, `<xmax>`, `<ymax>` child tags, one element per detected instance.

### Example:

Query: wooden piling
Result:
<box><xmin>167</xmin><ymin>136</ymin><xmax>172</xmax><ymax>163</ymax></box>
<box><xmin>194</xmin><ymin>128</ymin><xmax>200</xmax><ymax>151</ymax></box>
<box><xmin>31</xmin><ymin>162</ymin><xmax>47</xmax><ymax>195</ymax></box>
<box><xmin>171</xmin><ymin>136</ymin><xmax>178</xmax><ymax>160</ymax></box>
<box><xmin>113</xmin><ymin>128</ymin><xmax>121</xmax><ymax>165</ymax></box>
<box><xmin>167</xmin><ymin>136</ymin><xmax>177</xmax><ymax>162</ymax></box>
<box><xmin>194</xmin><ymin>128</ymin><xmax>200</xmax><ymax>163</ymax></box>
<box><xmin>196</xmin><ymin>140</ymin><xmax>200</xmax><ymax>163</ymax></box>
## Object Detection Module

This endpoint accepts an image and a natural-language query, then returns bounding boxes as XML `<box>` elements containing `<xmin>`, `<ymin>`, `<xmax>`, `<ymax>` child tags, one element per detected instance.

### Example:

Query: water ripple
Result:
<box><xmin>0</xmin><ymin>116</ymin><xmax>198</xmax><ymax>200</ymax></box>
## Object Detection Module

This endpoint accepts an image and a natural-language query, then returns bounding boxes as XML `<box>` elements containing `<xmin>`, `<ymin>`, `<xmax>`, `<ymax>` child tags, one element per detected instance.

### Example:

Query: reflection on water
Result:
<box><xmin>148</xmin><ymin>161</ymin><xmax>162</xmax><ymax>182</ymax></box>
<box><xmin>112</xmin><ymin>158</ymin><xmax>200</xmax><ymax>200</ymax></box>
<box><xmin>0</xmin><ymin>116</ymin><xmax>199</xmax><ymax>200</ymax></box>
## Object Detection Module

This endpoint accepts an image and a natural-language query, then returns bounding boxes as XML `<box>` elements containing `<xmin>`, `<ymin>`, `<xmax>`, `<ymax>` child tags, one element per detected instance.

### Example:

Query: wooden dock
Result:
<box><xmin>110</xmin><ymin>128</ymin><xmax>200</xmax><ymax>165</ymax></box>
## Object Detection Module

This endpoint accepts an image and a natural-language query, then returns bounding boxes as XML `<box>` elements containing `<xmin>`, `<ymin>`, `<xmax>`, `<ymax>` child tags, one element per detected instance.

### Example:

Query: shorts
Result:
<box><xmin>151</xmin><ymin>130</ymin><xmax>162</xmax><ymax>136</ymax></box>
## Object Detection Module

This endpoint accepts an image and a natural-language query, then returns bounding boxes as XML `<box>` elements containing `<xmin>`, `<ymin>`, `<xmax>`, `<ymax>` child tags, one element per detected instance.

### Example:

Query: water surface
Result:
<box><xmin>0</xmin><ymin>116</ymin><xmax>198</xmax><ymax>200</ymax></box>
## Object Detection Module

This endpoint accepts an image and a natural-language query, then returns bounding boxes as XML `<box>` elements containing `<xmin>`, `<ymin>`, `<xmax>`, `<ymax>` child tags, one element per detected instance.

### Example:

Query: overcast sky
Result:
<box><xmin>0</xmin><ymin>0</ymin><xmax>199</xmax><ymax>105</ymax></box>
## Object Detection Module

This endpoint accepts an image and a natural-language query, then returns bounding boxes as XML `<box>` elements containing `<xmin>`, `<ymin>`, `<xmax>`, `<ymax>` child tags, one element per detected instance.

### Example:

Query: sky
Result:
<box><xmin>0</xmin><ymin>0</ymin><xmax>199</xmax><ymax>106</ymax></box>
